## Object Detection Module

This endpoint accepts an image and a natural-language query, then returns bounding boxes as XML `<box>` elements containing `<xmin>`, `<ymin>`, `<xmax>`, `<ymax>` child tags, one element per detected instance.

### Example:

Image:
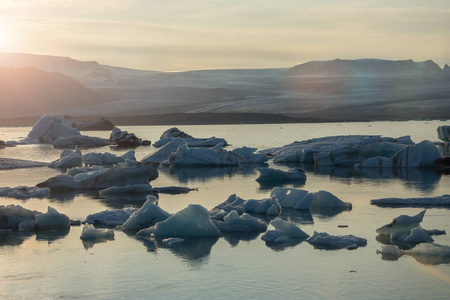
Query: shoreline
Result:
<box><xmin>0</xmin><ymin>112</ymin><xmax>445</xmax><ymax>127</ymax></box>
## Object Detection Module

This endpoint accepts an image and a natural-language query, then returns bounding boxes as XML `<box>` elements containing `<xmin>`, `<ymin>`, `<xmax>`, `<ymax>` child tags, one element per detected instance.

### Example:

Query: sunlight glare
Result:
<box><xmin>0</xmin><ymin>22</ymin><xmax>15</xmax><ymax>51</ymax></box>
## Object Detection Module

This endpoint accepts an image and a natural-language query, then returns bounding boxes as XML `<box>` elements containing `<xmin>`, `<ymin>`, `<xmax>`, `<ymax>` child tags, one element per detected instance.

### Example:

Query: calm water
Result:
<box><xmin>1</xmin><ymin>121</ymin><xmax>450</xmax><ymax>299</ymax></box>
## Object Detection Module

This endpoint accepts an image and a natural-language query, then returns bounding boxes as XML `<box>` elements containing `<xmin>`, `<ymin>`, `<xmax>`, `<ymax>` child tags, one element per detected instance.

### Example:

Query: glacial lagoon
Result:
<box><xmin>1</xmin><ymin>120</ymin><xmax>450</xmax><ymax>299</ymax></box>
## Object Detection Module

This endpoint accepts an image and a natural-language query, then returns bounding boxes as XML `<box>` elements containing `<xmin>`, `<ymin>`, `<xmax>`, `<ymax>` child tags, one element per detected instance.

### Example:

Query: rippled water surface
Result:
<box><xmin>0</xmin><ymin>121</ymin><xmax>449</xmax><ymax>299</ymax></box>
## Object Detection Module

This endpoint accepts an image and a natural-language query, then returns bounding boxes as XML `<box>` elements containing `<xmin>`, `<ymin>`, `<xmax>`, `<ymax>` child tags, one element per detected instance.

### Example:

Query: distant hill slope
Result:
<box><xmin>0</xmin><ymin>67</ymin><xmax>107</xmax><ymax>116</ymax></box>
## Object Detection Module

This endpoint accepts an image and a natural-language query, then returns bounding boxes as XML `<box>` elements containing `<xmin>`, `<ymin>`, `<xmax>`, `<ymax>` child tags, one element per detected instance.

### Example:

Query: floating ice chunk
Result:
<box><xmin>212</xmin><ymin>194</ymin><xmax>281</xmax><ymax>216</ymax></box>
<box><xmin>141</xmin><ymin>138</ymin><xmax>187</xmax><ymax>163</ymax></box>
<box><xmin>261</xmin><ymin>217</ymin><xmax>309</xmax><ymax>243</ymax></box>
<box><xmin>371</xmin><ymin>195</ymin><xmax>450</xmax><ymax>207</ymax></box>
<box><xmin>169</xmin><ymin>144</ymin><xmax>243</xmax><ymax>167</ymax></box>
<box><xmin>49</xmin><ymin>147</ymin><xmax>82</xmax><ymax>168</ymax></box>
<box><xmin>0</xmin><ymin>204</ymin><xmax>40</xmax><ymax>229</ymax></box>
<box><xmin>83</xmin><ymin>150</ymin><xmax>136</xmax><ymax>166</ymax></box>
<box><xmin>0</xmin><ymin>186</ymin><xmax>50</xmax><ymax>199</ymax></box>
<box><xmin>139</xmin><ymin>204</ymin><xmax>221</xmax><ymax>238</ymax></box>
<box><xmin>160</xmin><ymin>127</ymin><xmax>193</xmax><ymax>139</ymax></box>
<box><xmin>122</xmin><ymin>196</ymin><xmax>171</xmax><ymax>230</ymax></box>
<box><xmin>99</xmin><ymin>184</ymin><xmax>153</xmax><ymax>198</ymax></box>
<box><xmin>35</xmin><ymin>206</ymin><xmax>70</xmax><ymax>230</ymax></box>
<box><xmin>154</xmin><ymin>136</ymin><xmax>228</xmax><ymax>148</ymax></box>
<box><xmin>376</xmin><ymin>245</ymin><xmax>404</xmax><ymax>257</ymax></box>
<box><xmin>213</xmin><ymin>210</ymin><xmax>267</xmax><ymax>233</ymax></box>
<box><xmin>393</xmin><ymin>227</ymin><xmax>434</xmax><ymax>244</ymax></box>
<box><xmin>270</xmin><ymin>187</ymin><xmax>311</xmax><ymax>209</ymax></box>
<box><xmin>405</xmin><ymin>243</ymin><xmax>450</xmax><ymax>256</ymax></box>
<box><xmin>36</xmin><ymin>174</ymin><xmax>83</xmax><ymax>190</ymax></box>
<box><xmin>376</xmin><ymin>210</ymin><xmax>426</xmax><ymax>235</ymax></box>
<box><xmin>310</xmin><ymin>191</ymin><xmax>352</xmax><ymax>211</ymax></box>
<box><xmin>80</xmin><ymin>223</ymin><xmax>114</xmax><ymax>240</ymax></box>
<box><xmin>256</xmin><ymin>168</ymin><xmax>306</xmax><ymax>184</ymax></box>
<box><xmin>0</xmin><ymin>158</ymin><xmax>48</xmax><ymax>169</ymax></box>
<box><xmin>163</xmin><ymin>237</ymin><xmax>185</xmax><ymax>245</ymax></box>
<box><xmin>85</xmin><ymin>208</ymin><xmax>137</xmax><ymax>227</ymax></box>
<box><xmin>109</xmin><ymin>127</ymin><xmax>143</xmax><ymax>147</ymax></box>
<box><xmin>307</xmin><ymin>231</ymin><xmax>367</xmax><ymax>250</ymax></box>
<box><xmin>437</xmin><ymin>125</ymin><xmax>450</xmax><ymax>142</ymax></box>
<box><xmin>27</xmin><ymin>115</ymin><xmax>81</xmax><ymax>144</ymax></box>
<box><xmin>231</xmin><ymin>147</ymin><xmax>270</xmax><ymax>164</ymax></box>
<box><xmin>53</xmin><ymin>135</ymin><xmax>111</xmax><ymax>149</ymax></box>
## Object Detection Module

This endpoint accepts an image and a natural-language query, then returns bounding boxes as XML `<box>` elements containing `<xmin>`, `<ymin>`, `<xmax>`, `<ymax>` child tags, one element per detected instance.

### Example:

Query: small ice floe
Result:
<box><xmin>137</xmin><ymin>204</ymin><xmax>221</xmax><ymax>238</ymax></box>
<box><xmin>376</xmin><ymin>245</ymin><xmax>404</xmax><ymax>261</ymax></box>
<box><xmin>84</xmin><ymin>208</ymin><xmax>138</xmax><ymax>227</ymax></box>
<box><xmin>261</xmin><ymin>217</ymin><xmax>309</xmax><ymax>243</ymax></box>
<box><xmin>109</xmin><ymin>127</ymin><xmax>148</xmax><ymax>147</ymax></box>
<box><xmin>212</xmin><ymin>210</ymin><xmax>267</xmax><ymax>233</ymax></box>
<box><xmin>0</xmin><ymin>204</ymin><xmax>40</xmax><ymax>230</ymax></box>
<box><xmin>141</xmin><ymin>138</ymin><xmax>187</xmax><ymax>163</ymax></box>
<box><xmin>35</xmin><ymin>206</ymin><xmax>70</xmax><ymax>230</ymax></box>
<box><xmin>356</xmin><ymin>140</ymin><xmax>442</xmax><ymax>168</ymax></box>
<box><xmin>306</xmin><ymin>231</ymin><xmax>367</xmax><ymax>250</ymax></box>
<box><xmin>80</xmin><ymin>223</ymin><xmax>114</xmax><ymax>240</ymax></box>
<box><xmin>49</xmin><ymin>147</ymin><xmax>82</xmax><ymax>169</ymax></box>
<box><xmin>231</xmin><ymin>147</ymin><xmax>269</xmax><ymax>164</ymax></box>
<box><xmin>0</xmin><ymin>158</ymin><xmax>48</xmax><ymax>170</ymax></box>
<box><xmin>270</xmin><ymin>187</ymin><xmax>352</xmax><ymax>213</ymax></box>
<box><xmin>162</xmin><ymin>237</ymin><xmax>185</xmax><ymax>245</ymax></box>
<box><xmin>371</xmin><ymin>195</ymin><xmax>450</xmax><ymax>207</ymax></box>
<box><xmin>99</xmin><ymin>184</ymin><xmax>153</xmax><ymax>198</ymax></box>
<box><xmin>122</xmin><ymin>196</ymin><xmax>171</xmax><ymax>231</ymax></box>
<box><xmin>437</xmin><ymin>125</ymin><xmax>450</xmax><ymax>142</ymax></box>
<box><xmin>53</xmin><ymin>135</ymin><xmax>111</xmax><ymax>149</ymax></box>
<box><xmin>168</xmin><ymin>144</ymin><xmax>243</xmax><ymax>167</ymax></box>
<box><xmin>210</xmin><ymin>194</ymin><xmax>281</xmax><ymax>216</ymax></box>
<box><xmin>83</xmin><ymin>150</ymin><xmax>136</xmax><ymax>166</ymax></box>
<box><xmin>391</xmin><ymin>227</ymin><xmax>434</xmax><ymax>245</ymax></box>
<box><xmin>376</xmin><ymin>210</ymin><xmax>426</xmax><ymax>235</ymax></box>
<box><xmin>255</xmin><ymin>168</ymin><xmax>306</xmax><ymax>184</ymax></box>
<box><xmin>0</xmin><ymin>186</ymin><xmax>50</xmax><ymax>199</ymax></box>
<box><xmin>260</xmin><ymin>135</ymin><xmax>412</xmax><ymax>164</ymax></box>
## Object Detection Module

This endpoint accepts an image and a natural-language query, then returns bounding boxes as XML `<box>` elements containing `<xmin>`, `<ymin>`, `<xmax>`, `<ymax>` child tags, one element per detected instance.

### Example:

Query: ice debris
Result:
<box><xmin>138</xmin><ymin>204</ymin><xmax>221</xmax><ymax>238</ymax></box>
<box><xmin>376</xmin><ymin>210</ymin><xmax>426</xmax><ymax>235</ymax></box>
<box><xmin>122</xmin><ymin>196</ymin><xmax>171</xmax><ymax>231</ymax></box>
<box><xmin>0</xmin><ymin>186</ymin><xmax>50</xmax><ymax>199</ymax></box>
<box><xmin>35</xmin><ymin>206</ymin><xmax>70</xmax><ymax>230</ymax></box>
<box><xmin>261</xmin><ymin>217</ymin><xmax>309</xmax><ymax>243</ymax></box>
<box><xmin>80</xmin><ymin>223</ymin><xmax>114</xmax><ymax>240</ymax></box>
<box><xmin>212</xmin><ymin>210</ymin><xmax>267</xmax><ymax>233</ymax></box>
<box><xmin>256</xmin><ymin>167</ymin><xmax>306</xmax><ymax>184</ymax></box>
<box><xmin>371</xmin><ymin>195</ymin><xmax>450</xmax><ymax>207</ymax></box>
<box><xmin>168</xmin><ymin>144</ymin><xmax>243</xmax><ymax>167</ymax></box>
<box><xmin>307</xmin><ymin>231</ymin><xmax>367</xmax><ymax>250</ymax></box>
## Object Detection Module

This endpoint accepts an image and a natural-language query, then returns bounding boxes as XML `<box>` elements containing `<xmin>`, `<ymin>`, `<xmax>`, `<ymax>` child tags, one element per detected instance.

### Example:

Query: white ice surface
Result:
<box><xmin>122</xmin><ymin>197</ymin><xmax>171</xmax><ymax>230</ymax></box>
<box><xmin>169</xmin><ymin>144</ymin><xmax>243</xmax><ymax>167</ymax></box>
<box><xmin>376</xmin><ymin>210</ymin><xmax>426</xmax><ymax>235</ymax></box>
<box><xmin>80</xmin><ymin>223</ymin><xmax>114</xmax><ymax>240</ymax></box>
<box><xmin>213</xmin><ymin>210</ymin><xmax>267</xmax><ymax>233</ymax></box>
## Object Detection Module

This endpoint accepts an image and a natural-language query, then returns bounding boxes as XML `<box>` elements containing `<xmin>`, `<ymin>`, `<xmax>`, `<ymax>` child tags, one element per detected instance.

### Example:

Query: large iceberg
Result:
<box><xmin>260</xmin><ymin>135</ymin><xmax>413</xmax><ymax>164</ymax></box>
<box><xmin>27</xmin><ymin>115</ymin><xmax>81</xmax><ymax>144</ymax></box>
<box><xmin>371</xmin><ymin>195</ymin><xmax>450</xmax><ymax>207</ymax></box>
<box><xmin>212</xmin><ymin>210</ymin><xmax>267</xmax><ymax>233</ymax></box>
<box><xmin>437</xmin><ymin>125</ymin><xmax>450</xmax><ymax>142</ymax></box>
<box><xmin>256</xmin><ymin>167</ymin><xmax>306</xmax><ymax>184</ymax></box>
<box><xmin>109</xmin><ymin>127</ymin><xmax>147</xmax><ymax>147</ymax></box>
<box><xmin>307</xmin><ymin>231</ymin><xmax>367</xmax><ymax>250</ymax></box>
<box><xmin>122</xmin><ymin>196</ymin><xmax>171</xmax><ymax>230</ymax></box>
<box><xmin>357</xmin><ymin>140</ymin><xmax>442</xmax><ymax>168</ymax></box>
<box><xmin>0</xmin><ymin>204</ymin><xmax>40</xmax><ymax>229</ymax></box>
<box><xmin>168</xmin><ymin>144</ymin><xmax>243</xmax><ymax>167</ymax></box>
<box><xmin>376</xmin><ymin>210</ymin><xmax>426</xmax><ymax>235</ymax></box>
<box><xmin>211</xmin><ymin>194</ymin><xmax>282</xmax><ymax>216</ymax></box>
<box><xmin>261</xmin><ymin>218</ymin><xmax>309</xmax><ymax>243</ymax></box>
<box><xmin>141</xmin><ymin>138</ymin><xmax>187</xmax><ymax>163</ymax></box>
<box><xmin>138</xmin><ymin>204</ymin><xmax>221</xmax><ymax>238</ymax></box>
<box><xmin>0</xmin><ymin>186</ymin><xmax>50</xmax><ymax>199</ymax></box>
<box><xmin>35</xmin><ymin>206</ymin><xmax>71</xmax><ymax>230</ymax></box>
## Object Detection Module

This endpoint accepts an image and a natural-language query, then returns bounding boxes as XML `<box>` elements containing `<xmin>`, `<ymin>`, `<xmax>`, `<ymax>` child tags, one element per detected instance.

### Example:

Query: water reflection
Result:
<box><xmin>82</xmin><ymin>236</ymin><xmax>115</xmax><ymax>250</ymax></box>
<box><xmin>263</xmin><ymin>237</ymin><xmax>307</xmax><ymax>252</ymax></box>
<box><xmin>408</xmin><ymin>253</ymin><xmax>450</xmax><ymax>265</ymax></box>
<box><xmin>222</xmin><ymin>232</ymin><xmax>260</xmax><ymax>247</ymax></box>
<box><xmin>278</xmin><ymin>208</ymin><xmax>314</xmax><ymax>226</ymax></box>
<box><xmin>35</xmin><ymin>227</ymin><xmax>70</xmax><ymax>244</ymax></box>
<box><xmin>165</xmin><ymin>166</ymin><xmax>240</xmax><ymax>183</ymax></box>
<box><xmin>0</xmin><ymin>230</ymin><xmax>34</xmax><ymax>247</ymax></box>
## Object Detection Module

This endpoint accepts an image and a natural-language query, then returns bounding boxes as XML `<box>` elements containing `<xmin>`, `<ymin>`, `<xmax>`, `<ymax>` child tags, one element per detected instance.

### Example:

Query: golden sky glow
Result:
<box><xmin>0</xmin><ymin>0</ymin><xmax>449</xmax><ymax>71</ymax></box>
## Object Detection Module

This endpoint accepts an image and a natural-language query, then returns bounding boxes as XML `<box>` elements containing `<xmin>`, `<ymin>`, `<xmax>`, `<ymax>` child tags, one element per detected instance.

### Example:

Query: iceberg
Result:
<box><xmin>80</xmin><ymin>223</ymin><xmax>114</xmax><ymax>240</ymax></box>
<box><xmin>36</xmin><ymin>174</ymin><xmax>83</xmax><ymax>190</ymax></box>
<box><xmin>255</xmin><ymin>167</ymin><xmax>306</xmax><ymax>184</ymax></box>
<box><xmin>53</xmin><ymin>135</ymin><xmax>111</xmax><ymax>149</ymax></box>
<box><xmin>83</xmin><ymin>150</ymin><xmax>136</xmax><ymax>166</ymax></box>
<box><xmin>49</xmin><ymin>147</ymin><xmax>82</xmax><ymax>169</ymax></box>
<box><xmin>371</xmin><ymin>195</ymin><xmax>450</xmax><ymax>207</ymax></box>
<box><xmin>168</xmin><ymin>144</ymin><xmax>243</xmax><ymax>167</ymax></box>
<box><xmin>307</xmin><ymin>231</ymin><xmax>367</xmax><ymax>250</ymax></box>
<box><xmin>155</xmin><ymin>128</ymin><xmax>227</xmax><ymax>148</ymax></box>
<box><xmin>84</xmin><ymin>208</ymin><xmax>137</xmax><ymax>227</ymax></box>
<box><xmin>376</xmin><ymin>245</ymin><xmax>404</xmax><ymax>260</ymax></box>
<box><xmin>357</xmin><ymin>140</ymin><xmax>442</xmax><ymax>168</ymax></box>
<box><xmin>261</xmin><ymin>217</ymin><xmax>309</xmax><ymax>243</ymax></box>
<box><xmin>138</xmin><ymin>204</ymin><xmax>221</xmax><ymax>238</ymax></box>
<box><xmin>270</xmin><ymin>187</ymin><xmax>311</xmax><ymax>209</ymax></box>
<box><xmin>0</xmin><ymin>204</ymin><xmax>40</xmax><ymax>229</ymax></box>
<box><xmin>231</xmin><ymin>147</ymin><xmax>270</xmax><ymax>164</ymax></box>
<box><xmin>160</xmin><ymin>127</ymin><xmax>193</xmax><ymax>139</ymax></box>
<box><xmin>99</xmin><ymin>184</ymin><xmax>153</xmax><ymax>198</ymax></box>
<box><xmin>35</xmin><ymin>206</ymin><xmax>70</xmax><ymax>230</ymax></box>
<box><xmin>212</xmin><ymin>210</ymin><xmax>267</xmax><ymax>233</ymax></box>
<box><xmin>0</xmin><ymin>186</ymin><xmax>50</xmax><ymax>199</ymax></box>
<box><xmin>391</xmin><ymin>227</ymin><xmax>434</xmax><ymax>245</ymax></box>
<box><xmin>437</xmin><ymin>125</ymin><xmax>450</xmax><ymax>142</ymax></box>
<box><xmin>376</xmin><ymin>210</ymin><xmax>426</xmax><ymax>235</ymax></box>
<box><xmin>309</xmin><ymin>191</ymin><xmax>352</xmax><ymax>211</ymax></box>
<box><xmin>109</xmin><ymin>127</ymin><xmax>146</xmax><ymax>147</ymax></box>
<box><xmin>27</xmin><ymin>115</ymin><xmax>81</xmax><ymax>144</ymax></box>
<box><xmin>261</xmin><ymin>135</ymin><xmax>413</xmax><ymax>164</ymax></box>
<box><xmin>211</xmin><ymin>194</ymin><xmax>282</xmax><ymax>216</ymax></box>
<box><xmin>122</xmin><ymin>196</ymin><xmax>171</xmax><ymax>230</ymax></box>
<box><xmin>141</xmin><ymin>138</ymin><xmax>187</xmax><ymax>163</ymax></box>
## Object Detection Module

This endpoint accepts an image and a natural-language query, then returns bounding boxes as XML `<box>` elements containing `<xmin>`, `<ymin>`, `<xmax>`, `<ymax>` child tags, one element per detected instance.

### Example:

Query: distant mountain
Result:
<box><xmin>0</xmin><ymin>66</ymin><xmax>107</xmax><ymax>116</ymax></box>
<box><xmin>287</xmin><ymin>59</ymin><xmax>446</xmax><ymax>77</ymax></box>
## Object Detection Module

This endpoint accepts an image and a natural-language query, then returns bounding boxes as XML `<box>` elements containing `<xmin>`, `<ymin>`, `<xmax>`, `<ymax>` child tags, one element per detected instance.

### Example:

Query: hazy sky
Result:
<box><xmin>1</xmin><ymin>0</ymin><xmax>449</xmax><ymax>71</ymax></box>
